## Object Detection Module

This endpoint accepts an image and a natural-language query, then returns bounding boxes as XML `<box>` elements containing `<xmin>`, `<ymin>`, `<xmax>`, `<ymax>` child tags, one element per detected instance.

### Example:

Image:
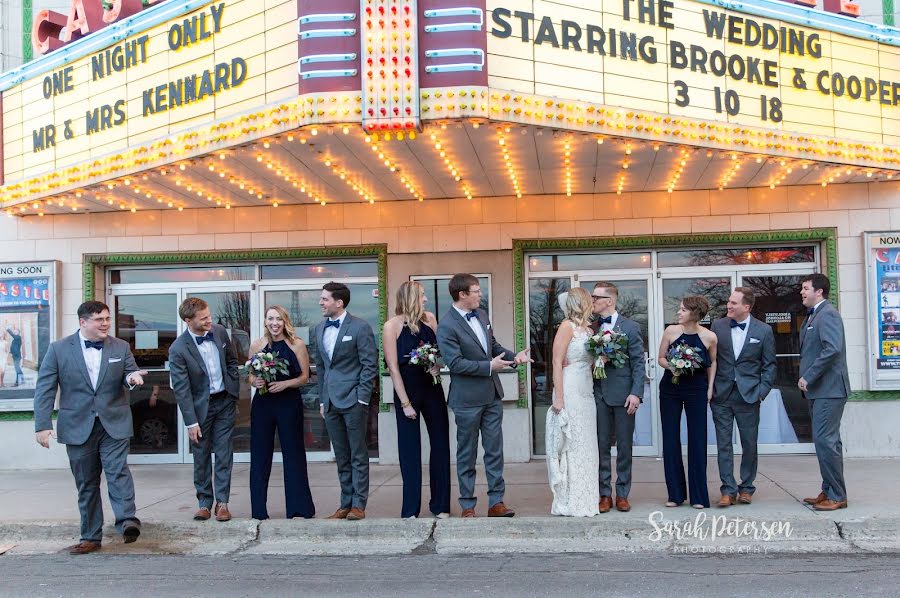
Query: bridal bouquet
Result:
<box><xmin>409</xmin><ymin>341</ymin><xmax>442</xmax><ymax>385</ymax></box>
<box><xmin>666</xmin><ymin>342</ymin><xmax>705</xmax><ymax>384</ymax></box>
<box><xmin>586</xmin><ymin>330</ymin><xmax>629</xmax><ymax>379</ymax></box>
<box><xmin>241</xmin><ymin>350</ymin><xmax>291</xmax><ymax>395</ymax></box>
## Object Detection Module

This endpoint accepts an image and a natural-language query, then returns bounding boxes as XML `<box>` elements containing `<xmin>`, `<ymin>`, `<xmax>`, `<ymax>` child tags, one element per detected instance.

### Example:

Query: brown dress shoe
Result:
<box><xmin>461</xmin><ymin>508</ymin><xmax>476</xmax><ymax>518</ymax></box>
<box><xmin>487</xmin><ymin>502</ymin><xmax>516</xmax><ymax>517</ymax></box>
<box><xmin>803</xmin><ymin>492</ymin><xmax>828</xmax><ymax>505</ymax></box>
<box><xmin>346</xmin><ymin>507</ymin><xmax>366</xmax><ymax>521</ymax></box>
<box><xmin>718</xmin><ymin>495</ymin><xmax>736</xmax><ymax>507</ymax></box>
<box><xmin>615</xmin><ymin>497</ymin><xmax>631</xmax><ymax>512</ymax></box>
<box><xmin>214</xmin><ymin>502</ymin><xmax>232</xmax><ymax>522</ymax></box>
<box><xmin>598</xmin><ymin>496</ymin><xmax>613</xmax><ymax>513</ymax></box>
<box><xmin>194</xmin><ymin>507</ymin><xmax>211</xmax><ymax>521</ymax></box>
<box><xmin>737</xmin><ymin>491</ymin><xmax>753</xmax><ymax>504</ymax></box>
<box><xmin>813</xmin><ymin>499</ymin><xmax>848</xmax><ymax>511</ymax></box>
<box><xmin>326</xmin><ymin>508</ymin><xmax>351</xmax><ymax>520</ymax></box>
<box><xmin>66</xmin><ymin>540</ymin><xmax>101</xmax><ymax>555</ymax></box>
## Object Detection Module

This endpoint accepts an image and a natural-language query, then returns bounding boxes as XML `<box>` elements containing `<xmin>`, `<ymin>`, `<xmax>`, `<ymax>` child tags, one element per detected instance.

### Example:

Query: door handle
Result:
<box><xmin>644</xmin><ymin>352</ymin><xmax>655</xmax><ymax>380</ymax></box>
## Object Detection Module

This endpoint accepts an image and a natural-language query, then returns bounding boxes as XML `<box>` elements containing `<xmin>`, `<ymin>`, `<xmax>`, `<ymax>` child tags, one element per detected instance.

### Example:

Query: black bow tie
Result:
<box><xmin>730</xmin><ymin>319</ymin><xmax>746</xmax><ymax>330</ymax></box>
<box><xmin>84</xmin><ymin>340</ymin><xmax>103</xmax><ymax>350</ymax></box>
<box><xmin>465</xmin><ymin>310</ymin><xmax>478</xmax><ymax>321</ymax></box>
<box><xmin>598</xmin><ymin>315</ymin><xmax>613</xmax><ymax>325</ymax></box>
<box><xmin>806</xmin><ymin>307</ymin><xmax>816</xmax><ymax>316</ymax></box>
<box><xmin>195</xmin><ymin>332</ymin><xmax>214</xmax><ymax>345</ymax></box>
<box><xmin>324</xmin><ymin>319</ymin><xmax>341</xmax><ymax>329</ymax></box>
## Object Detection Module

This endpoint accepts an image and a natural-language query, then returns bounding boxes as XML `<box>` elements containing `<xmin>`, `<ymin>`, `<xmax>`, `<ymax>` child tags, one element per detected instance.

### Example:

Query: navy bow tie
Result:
<box><xmin>806</xmin><ymin>307</ymin><xmax>816</xmax><ymax>316</ymax></box>
<box><xmin>195</xmin><ymin>332</ymin><xmax>214</xmax><ymax>345</ymax></box>
<box><xmin>598</xmin><ymin>315</ymin><xmax>613</xmax><ymax>325</ymax></box>
<box><xmin>465</xmin><ymin>310</ymin><xmax>479</xmax><ymax>321</ymax></box>
<box><xmin>84</xmin><ymin>339</ymin><xmax>103</xmax><ymax>350</ymax></box>
<box><xmin>730</xmin><ymin>319</ymin><xmax>746</xmax><ymax>330</ymax></box>
<box><xmin>324</xmin><ymin>319</ymin><xmax>341</xmax><ymax>329</ymax></box>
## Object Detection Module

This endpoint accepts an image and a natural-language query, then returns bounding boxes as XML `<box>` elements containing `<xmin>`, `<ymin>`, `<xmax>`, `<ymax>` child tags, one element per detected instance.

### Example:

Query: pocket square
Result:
<box><xmin>806</xmin><ymin>326</ymin><xmax>814</xmax><ymax>330</ymax></box>
<box><xmin>342</xmin><ymin>335</ymin><xmax>353</xmax><ymax>341</ymax></box>
<box><xmin>108</xmin><ymin>357</ymin><xmax>122</xmax><ymax>363</ymax></box>
<box><xmin>749</xmin><ymin>338</ymin><xmax>760</xmax><ymax>344</ymax></box>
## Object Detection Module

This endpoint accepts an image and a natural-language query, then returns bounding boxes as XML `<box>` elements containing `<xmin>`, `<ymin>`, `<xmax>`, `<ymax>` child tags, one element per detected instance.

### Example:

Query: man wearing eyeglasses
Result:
<box><xmin>34</xmin><ymin>301</ymin><xmax>148</xmax><ymax>554</ymax></box>
<box><xmin>589</xmin><ymin>282</ymin><xmax>645</xmax><ymax>513</ymax></box>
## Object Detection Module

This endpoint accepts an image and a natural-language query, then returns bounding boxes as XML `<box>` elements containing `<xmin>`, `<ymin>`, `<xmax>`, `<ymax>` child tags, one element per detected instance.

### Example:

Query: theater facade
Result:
<box><xmin>1</xmin><ymin>0</ymin><xmax>898</xmax><ymax>468</ymax></box>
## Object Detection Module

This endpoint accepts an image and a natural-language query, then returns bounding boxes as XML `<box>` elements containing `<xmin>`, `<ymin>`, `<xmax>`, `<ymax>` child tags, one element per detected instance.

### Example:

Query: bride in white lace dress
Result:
<box><xmin>546</xmin><ymin>287</ymin><xmax>600</xmax><ymax>517</ymax></box>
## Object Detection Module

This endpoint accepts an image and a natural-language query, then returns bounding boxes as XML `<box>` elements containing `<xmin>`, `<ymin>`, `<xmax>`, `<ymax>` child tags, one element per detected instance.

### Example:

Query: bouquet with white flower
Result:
<box><xmin>409</xmin><ymin>341</ymin><xmax>442</xmax><ymax>385</ymax></box>
<box><xmin>586</xmin><ymin>329</ymin><xmax>629</xmax><ymax>379</ymax></box>
<box><xmin>240</xmin><ymin>350</ymin><xmax>291</xmax><ymax>395</ymax></box>
<box><xmin>666</xmin><ymin>341</ymin><xmax>706</xmax><ymax>385</ymax></box>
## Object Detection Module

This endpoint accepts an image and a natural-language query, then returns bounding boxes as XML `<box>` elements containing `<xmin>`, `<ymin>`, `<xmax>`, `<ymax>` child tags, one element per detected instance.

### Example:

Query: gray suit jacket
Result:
<box><xmin>591</xmin><ymin>316</ymin><xmax>646</xmax><ymax>407</ymax></box>
<box><xmin>712</xmin><ymin>316</ymin><xmax>776</xmax><ymax>403</ymax></box>
<box><xmin>168</xmin><ymin>324</ymin><xmax>240</xmax><ymax>428</ymax></box>
<box><xmin>314</xmin><ymin>313</ymin><xmax>378</xmax><ymax>411</ymax></box>
<box><xmin>799</xmin><ymin>300</ymin><xmax>851</xmax><ymax>399</ymax></box>
<box><xmin>33</xmin><ymin>332</ymin><xmax>140</xmax><ymax>445</ymax></box>
<box><xmin>436</xmin><ymin>307</ymin><xmax>516</xmax><ymax>410</ymax></box>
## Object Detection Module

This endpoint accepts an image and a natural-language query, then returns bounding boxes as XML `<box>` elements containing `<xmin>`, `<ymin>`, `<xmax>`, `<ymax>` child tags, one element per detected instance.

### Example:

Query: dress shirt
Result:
<box><xmin>731</xmin><ymin>316</ymin><xmax>751</xmax><ymax>360</ymax></box>
<box><xmin>808</xmin><ymin>299</ymin><xmax>826</xmax><ymax>317</ymax></box>
<box><xmin>600</xmin><ymin>311</ymin><xmax>619</xmax><ymax>333</ymax></box>
<box><xmin>454</xmin><ymin>305</ymin><xmax>488</xmax><ymax>353</ymax></box>
<box><xmin>78</xmin><ymin>331</ymin><xmax>102</xmax><ymax>390</ymax></box>
<box><xmin>188</xmin><ymin>328</ymin><xmax>225</xmax><ymax>394</ymax></box>
<box><xmin>323</xmin><ymin>311</ymin><xmax>347</xmax><ymax>360</ymax></box>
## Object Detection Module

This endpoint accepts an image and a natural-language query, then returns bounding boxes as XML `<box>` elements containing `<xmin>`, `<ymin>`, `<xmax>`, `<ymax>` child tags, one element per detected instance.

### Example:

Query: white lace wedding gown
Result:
<box><xmin>547</xmin><ymin>323</ymin><xmax>600</xmax><ymax>517</ymax></box>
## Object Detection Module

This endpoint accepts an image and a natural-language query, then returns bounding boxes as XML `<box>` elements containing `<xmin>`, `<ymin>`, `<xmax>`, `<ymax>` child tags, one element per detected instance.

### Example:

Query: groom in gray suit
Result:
<box><xmin>590</xmin><ymin>282</ymin><xmax>645</xmax><ymax>513</ymax></box>
<box><xmin>169</xmin><ymin>297</ymin><xmax>240</xmax><ymax>522</ymax></box>
<box><xmin>799</xmin><ymin>273</ymin><xmax>851</xmax><ymax>511</ymax></box>
<box><xmin>315</xmin><ymin>282</ymin><xmax>378</xmax><ymax>521</ymax></box>
<box><xmin>34</xmin><ymin>301</ymin><xmax>148</xmax><ymax>554</ymax></box>
<box><xmin>710</xmin><ymin>287</ymin><xmax>776</xmax><ymax>507</ymax></box>
<box><xmin>436</xmin><ymin>273</ymin><xmax>532</xmax><ymax>518</ymax></box>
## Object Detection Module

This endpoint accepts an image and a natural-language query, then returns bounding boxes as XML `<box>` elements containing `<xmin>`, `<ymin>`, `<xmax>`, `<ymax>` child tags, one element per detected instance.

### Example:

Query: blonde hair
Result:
<box><xmin>395</xmin><ymin>281</ymin><xmax>426</xmax><ymax>334</ymax></box>
<box><xmin>564</xmin><ymin>287</ymin><xmax>593</xmax><ymax>328</ymax></box>
<box><xmin>264</xmin><ymin>305</ymin><xmax>297</xmax><ymax>346</ymax></box>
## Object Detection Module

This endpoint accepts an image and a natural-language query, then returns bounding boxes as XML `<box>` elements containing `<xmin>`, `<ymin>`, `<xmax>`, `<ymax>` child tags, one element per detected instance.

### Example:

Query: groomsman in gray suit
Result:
<box><xmin>437</xmin><ymin>273</ymin><xmax>532</xmax><ymax>518</ymax></box>
<box><xmin>799</xmin><ymin>273</ymin><xmax>851</xmax><ymax>511</ymax></box>
<box><xmin>590</xmin><ymin>282</ymin><xmax>646</xmax><ymax>513</ymax></box>
<box><xmin>315</xmin><ymin>282</ymin><xmax>378</xmax><ymax>521</ymax></box>
<box><xmin>169</xmin><ymin>297</ymin><xmax>240</xmax><ymax>522</ymax></box>
<box><xmin>710</xmin><ymin>287</ymin><xmax>776</xmax><ymax>507</ymax></box>
<box><xmin>34</xmin><ymin>301</ymin><xmax>148</xmax><ymax>554</ymax></box>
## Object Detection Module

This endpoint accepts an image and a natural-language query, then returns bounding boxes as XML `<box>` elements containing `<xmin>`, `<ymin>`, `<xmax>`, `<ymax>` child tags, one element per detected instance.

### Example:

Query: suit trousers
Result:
<box><xmin>192</xmin><ymin>395</ymin><xmax>236</xmax><ymax>508</ymax></box>
<box><xmin>66</xmin><ymin>418</ymin><xmax>139</xmax><ymax>542</ymax></box>
<box><xmin>596</xmin><ymin>401</ymin><xmax>636</xmax><ymax>498</ymax></box>
<box><xmin>711</xmin><ymin>387</ymin><xmax>761</xmax><ymax>497</ymax></box>
<box><xmin>324</xmin><ymin>402</ymin><xmax>370</xmax><ymax>510</ymax></box>
<box><xmin>452</xmin><ymin>400</ymin><xmax>505</xmax><ymax>510</ymax></box>
<box><xmin>810</xmin><ymin>397</ymin><xmax>847</xmax><ymax>502</ymax></box>
<box><xmin>394</xmin><ymin>395</ymin><xmax>451</xmax><ymax>518</ymax></box>
<box><xmin>250</xmin><ymin>395</ymin><xmax>316</xmax><ymax>520</ymax></box>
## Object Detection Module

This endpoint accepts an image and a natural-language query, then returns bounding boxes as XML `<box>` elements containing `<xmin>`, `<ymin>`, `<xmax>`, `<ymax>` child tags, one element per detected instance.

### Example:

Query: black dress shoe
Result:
<box><xmin>123</xmin><ymin>522</ymin><xmax>141</xmax><ymax>544</ymax></box>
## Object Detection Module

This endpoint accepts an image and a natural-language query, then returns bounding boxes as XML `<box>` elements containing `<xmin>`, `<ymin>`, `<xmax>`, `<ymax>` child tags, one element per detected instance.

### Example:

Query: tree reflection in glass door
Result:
<box><xmin>529</xmin><ymin>277</ymin><xmax>570</xmax><ymax>456</ymax></box>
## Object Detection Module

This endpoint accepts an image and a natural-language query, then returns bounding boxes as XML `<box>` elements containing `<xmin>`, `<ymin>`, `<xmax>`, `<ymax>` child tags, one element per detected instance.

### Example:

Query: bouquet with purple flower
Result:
<box><xmin>586</xmin><ymin>330</ymin><xmax>629</xmax><ymax>379</ymax></box>
<box><xmin>241</xmin><ymin>350</ymin><xmax>291</xmax><ymax>395</ymax></box>
<box><xmin>666</xmin><ymin>341</ymin><xmax>705</xmax><ymax>384</ymax></box>
<box><xmin>409</xmin><ymin>341</ymin><xmax>442</xmax><ymax>385</ymax></box>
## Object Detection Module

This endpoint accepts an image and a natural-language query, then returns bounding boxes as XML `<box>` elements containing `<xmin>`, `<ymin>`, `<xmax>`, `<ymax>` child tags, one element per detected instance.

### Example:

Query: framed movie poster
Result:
<box><xmin>0</xmin><ymin>261</ymin><xmax>60</xmax><ymax>410</ymax></box>
<box><xmin>865</xmin><ymin>233</ymin><xmax>900</xmax><ymax>390</ymax></box>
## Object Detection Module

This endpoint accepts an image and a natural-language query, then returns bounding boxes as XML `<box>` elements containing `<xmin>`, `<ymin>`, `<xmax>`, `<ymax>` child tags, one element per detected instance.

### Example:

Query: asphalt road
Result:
<box><xmin>1</xmin><ymin>553</ymin><xmax>898</xmax><ymax>597</ymax></box>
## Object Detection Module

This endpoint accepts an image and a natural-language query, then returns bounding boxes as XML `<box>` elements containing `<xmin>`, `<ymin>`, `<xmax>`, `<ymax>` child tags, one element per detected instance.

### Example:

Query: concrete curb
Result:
<box><xmin>1</xmin><ymin>516</ymin><xmax>898</xmax><ymax>556</ymax></box>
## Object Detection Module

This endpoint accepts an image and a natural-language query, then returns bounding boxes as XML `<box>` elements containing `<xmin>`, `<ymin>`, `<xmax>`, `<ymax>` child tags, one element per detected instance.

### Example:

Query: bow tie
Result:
<box><xmin>324</xmin><ymin>319</ymin><xmax>341</xmax><ymax>329</ymax></box>
<box><xmin>465</xmin><ymin>310</ymin><xmax>479</xmax><ymax>321</ymax></box>
<box><xmin>195</xmin><ymin>332</ymin><xmax>214</xmax><ymax>345</ymax></box>
<box><xmin>730</xmin><ymin>319</ymin><xmax>746</xmax><ymax>330</ymax></box>
<box><xmin>84</xmin><ymin>339</ymin><xmax>103</xmax><ymax>350</ymax></box>
<box><xmin>598</xmin><ymin>315</ymin><xmax>613</xmax><ymax>325</ymax></box>
<box><xmin>806</xmin><ymin>307</ymin><xmax>816</xmax><ymax>316</ymax></box>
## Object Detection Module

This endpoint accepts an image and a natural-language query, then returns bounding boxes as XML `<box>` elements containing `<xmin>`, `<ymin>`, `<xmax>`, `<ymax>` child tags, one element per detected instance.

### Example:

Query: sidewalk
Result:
<box><xmin>1</xmin><ymin>456</ymin><xmax>898</xmax><ymax>555</ymax></box>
